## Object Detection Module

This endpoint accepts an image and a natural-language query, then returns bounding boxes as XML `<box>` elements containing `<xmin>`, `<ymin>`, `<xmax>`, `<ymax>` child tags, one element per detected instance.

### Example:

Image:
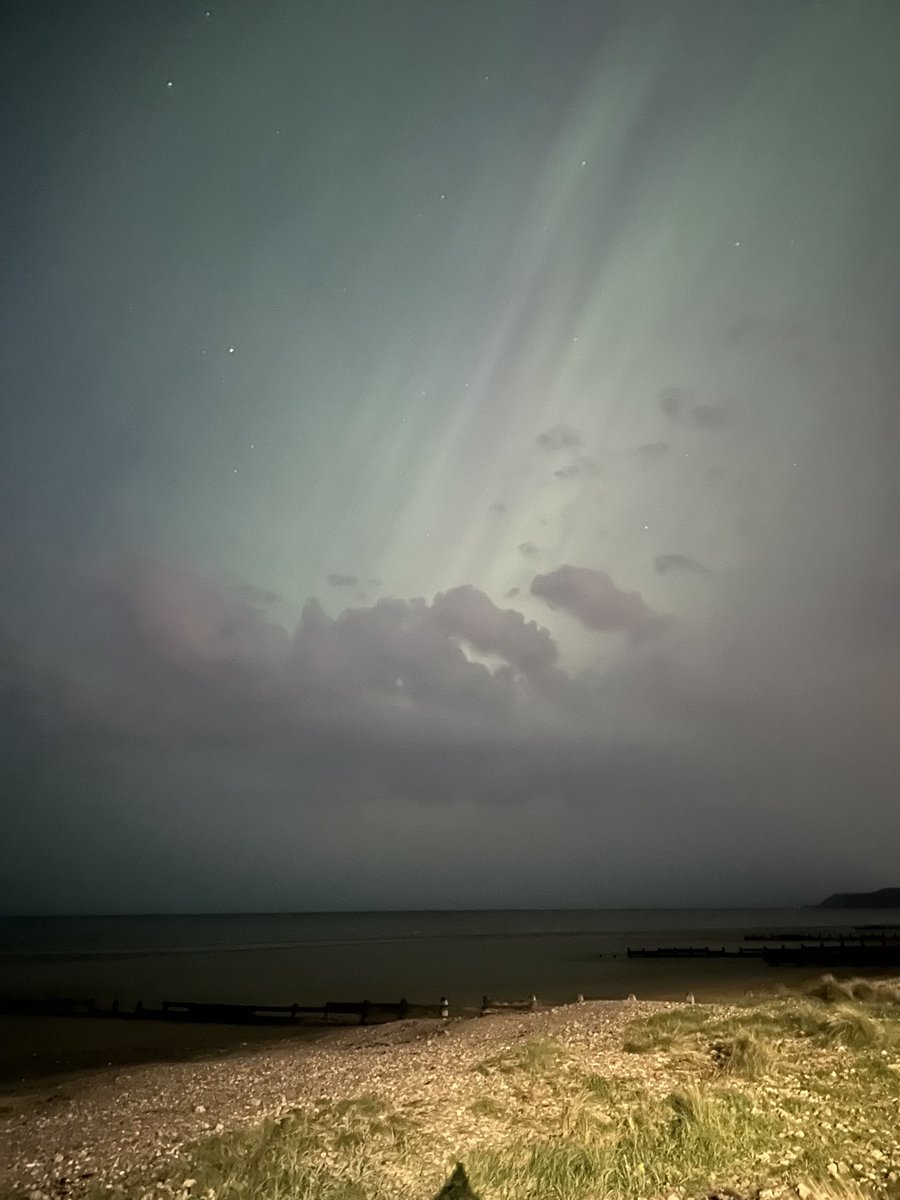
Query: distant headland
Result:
<box><xmin>820</xmin><ymin>887</ymin><xmax>900</xmax><ymax>908</ymax></box>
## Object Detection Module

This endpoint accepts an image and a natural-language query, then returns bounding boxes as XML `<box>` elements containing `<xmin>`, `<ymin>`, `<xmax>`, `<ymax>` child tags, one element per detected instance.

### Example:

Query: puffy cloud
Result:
<box><xmin>530</xmin><ymin>564</ymin><xmax>671</xmax><ymax>641</ymax></box>
<box><xmin>327</xmin><ymin>573</ymin><xmax>359</xmax><ymax>587</ymax></box>
<box><xmin>431</xmin><ymin>584</ymin><xmax>558</xmax><ymax>679</ymax></box>
<box><xmin>518</xmin><ymin>541</ymin><xmax>541</xmax><ymax>558</ymax></box>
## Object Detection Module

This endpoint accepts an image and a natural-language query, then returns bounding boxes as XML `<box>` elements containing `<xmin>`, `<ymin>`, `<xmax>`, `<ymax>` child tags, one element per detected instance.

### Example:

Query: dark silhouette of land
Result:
<box><xmin>820</xmin><ymin>887</ymin><xmax>900</xmax><ymax>908</ymax></box>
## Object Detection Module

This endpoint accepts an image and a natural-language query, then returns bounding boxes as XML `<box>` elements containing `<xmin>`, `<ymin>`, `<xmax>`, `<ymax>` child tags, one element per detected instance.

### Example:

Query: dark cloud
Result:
<box><xmin>489</xmin><ymin>502</ymin><xmax>507</xmax><ymax>515</ymax></box>
<box><xmin>659</xmin><ymin>387</ymin><xmax>689</xmax><ymax>418</ymax></box>
<box><xmin>658</xmin><ymin>388</ymin><xmax>727</xmax><ymax>430</ymax></box>
<box><xmin>654</xmin><ymin>554</ymin><xmax>713</xmax><ymax>577</ymax></box>
<box><xmin>431</xmin><ymin>585</ymin><xmax>558</xmax><ymax>679</ymax></box>
<box><xmin>536</xmin><ymin>424</ymin><xmax>582</xmax><ymax>451</ymax></box>
<box><xmin>530</xmin><ymin>564</ymin><xmax>671</xmax><ymax>641</ymax></box>
<box><xmin>3</xmin><ymin>547</ymin><xmax>900</xmax><ymax>909</ymax></box>
<box><xmin>327</xmin><ymin>573</ymin><xmax>359</xmax><ymax>587</ymax></box>
<box><xmin>518</xmin><ymin>541</ymin><xmax>541</xmax><ymax>558</ymax></box>
<box><xmin>553</xmin><ymin>457</ymin><xmax>599</xmax><ymax>479</ymax></box>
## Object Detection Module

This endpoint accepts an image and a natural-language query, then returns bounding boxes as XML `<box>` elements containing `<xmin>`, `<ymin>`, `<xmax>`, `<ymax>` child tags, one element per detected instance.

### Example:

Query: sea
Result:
<box><xmin>3</xmin><ymin>907</ymin><xmax>899</xmax><ymax>1010</ymax></box>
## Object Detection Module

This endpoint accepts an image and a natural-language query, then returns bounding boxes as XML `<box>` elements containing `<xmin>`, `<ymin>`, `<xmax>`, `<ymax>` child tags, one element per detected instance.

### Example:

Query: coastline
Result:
<box><xmin>0</xmin><ymin>970</ymin><xmax>786</xmax><ymax>1095</ymax></box>
<box><xmin>4</xmin><ymin>978</ymin><xmax>900</xmax><ymax>1200</ymax></box>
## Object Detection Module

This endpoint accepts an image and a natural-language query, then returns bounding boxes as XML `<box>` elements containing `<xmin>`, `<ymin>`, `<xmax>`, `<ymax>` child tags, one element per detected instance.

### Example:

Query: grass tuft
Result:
<box><xmin>474</xmin><ymin>1037</ymin><xmax>568</xmax><ymax>1077</ymax></box>
<box><xmin>711</xmin><ymin>1031</ymin><xmax>771</xmax><ymax>1079</ymax></box>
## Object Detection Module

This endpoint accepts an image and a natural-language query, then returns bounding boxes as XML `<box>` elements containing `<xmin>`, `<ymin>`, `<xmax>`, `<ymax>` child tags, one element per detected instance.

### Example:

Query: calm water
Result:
<box><xmin>3</xmin><ymin>908</ymin><xmax>898</xmax><ymax>1009</ymax></box>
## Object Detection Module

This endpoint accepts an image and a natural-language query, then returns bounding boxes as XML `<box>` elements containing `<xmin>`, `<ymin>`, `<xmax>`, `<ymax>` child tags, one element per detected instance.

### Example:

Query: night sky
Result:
<box><xmin>2</xmin><ymin>1</ymin><xmax>899</xmax><ymax>913</ymax></box>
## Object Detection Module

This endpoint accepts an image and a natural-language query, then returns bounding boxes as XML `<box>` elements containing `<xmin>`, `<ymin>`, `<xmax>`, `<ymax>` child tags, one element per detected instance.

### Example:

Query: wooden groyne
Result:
<box><xmin>744</xmin><ymin>931</ymin><xmax>900</xmax><ymax>942</ymax></box>
<box><xmin>0</xmin><ymin>995</ymin><xmax>435</xmax><ymax>1026</ymax></box>
<box><xmin>480</xmin><ymin>994</ymin><xmax>538</xmax><ymax>1015</ymax></box>
<box><xmin>627</xmin><ymin>946</ymin><xmax>764</xmax><ymax>959</ymax></box>
<box><xmin>627</xmin><ymin>941</ymin><xmax>900</xmax><ymax>968</ymax></box>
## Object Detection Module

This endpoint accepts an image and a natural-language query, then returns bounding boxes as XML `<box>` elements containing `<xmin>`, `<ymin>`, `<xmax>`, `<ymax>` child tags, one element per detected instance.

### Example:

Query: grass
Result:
<box><xmin>93</xmin><ymin>1096</ymin><xmax>417</xmax><ymax>1200</ymax></box>
<box><xmin>466</xmin><ymin>1084</ymin><xmax>783</xmax><ymax>1199</ymax></box>
<box><xmin>18</xmin><ymin>976</ymin><xmax>900</xmax><ymax>1200</ymax></box>
<box><xmin>474</xmin><ymin>1037</ymin><xmax>569</xmax><ymax>1077</ymax></box>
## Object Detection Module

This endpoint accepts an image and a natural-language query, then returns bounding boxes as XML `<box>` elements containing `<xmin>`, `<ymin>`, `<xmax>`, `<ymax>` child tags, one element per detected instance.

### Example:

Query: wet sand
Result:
<box><xmin>0</xmin><ymin>1014</ymin><xmax>333</xmax><ymax>1098</ymax></box>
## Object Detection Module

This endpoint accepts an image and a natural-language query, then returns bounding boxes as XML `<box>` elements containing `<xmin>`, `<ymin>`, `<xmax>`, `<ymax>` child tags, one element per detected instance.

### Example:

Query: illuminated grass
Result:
<box><xmin>467</xmin><ymin>1085</ymin><xmax>783</xmax><ymax>1200</ymax></box>
<box><xmin>474</xmin><ymin>1037</ymin><xmax>569</xmax><ymax>1077</ymax></box>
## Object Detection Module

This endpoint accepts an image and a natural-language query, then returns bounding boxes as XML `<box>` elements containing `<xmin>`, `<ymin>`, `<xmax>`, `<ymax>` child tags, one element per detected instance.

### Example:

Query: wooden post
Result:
<box><xmin>359</xmin><ymin>1000</ymin><xmax>370</xmax><ymax>1025</ymax></box>
<box><xmin>576</xmin><ymin>993</ymin><xmax>584</xmax><ymax>1003</ymax></box>
<box><xmin>398</xmin><ymin>997</ymin><xmax>409</xmax><ymax>1019</ymax></box>
<box><xmin>440</xmin><ymin>996</ymin><xmax>449</xmax><ymax>1019</ymax></box>
<box><xmin>529</xmin><ymin>994</ymin><xmax>537</xmax><ymax>1010</ymax></box>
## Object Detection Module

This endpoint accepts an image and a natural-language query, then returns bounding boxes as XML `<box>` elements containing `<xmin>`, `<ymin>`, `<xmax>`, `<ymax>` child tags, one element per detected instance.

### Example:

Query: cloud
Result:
<box><xmin>518</xmin><ymin>541</ymin><xmax>541</xmax><ymax>558</ymax></box>
<box><xmin>489</xmin><ymin>502</ymin><xmax>507</xmax><ymax>515</ymax></box>
<box><xmin>654</xmin><ymin>554</ymin><xmax>713</xmax><ymax>577</ymax></box>
<box><xmin>536</xmin><ymin>424</ymin><xmax>582</xmax><ymax>451</ymax></box>
<box><xmin>659</xmin><ymin>387</ymin><xmax>689</xmax><ymax>418</ymax></box>
<box><xmin>658</xmin><ymin>388</ymin><xmax>727</xmax><ymax>429</ymax></box>
<box><xmin>327</xmin><ymin>573</ymin><xmax>359</xmax><ymax>587</ymax></box>
<box><xmin>553</xmin><ymin>457</ymin><xmax>599</xmax><ymax>479</ymax></box>
<box><xmin>431</xmin><ymin>585</ymin><xmax>558</xmax><ymax>679</ymax></box>
<box><xmin>530</xmin><ymin>564</ymin><xmax>671</xmax><ymax>641</ymax></box>
<box><xmin>3</xmin><ymin>547</ymin><xmax>900</xmax><ymax>909</ymax></box>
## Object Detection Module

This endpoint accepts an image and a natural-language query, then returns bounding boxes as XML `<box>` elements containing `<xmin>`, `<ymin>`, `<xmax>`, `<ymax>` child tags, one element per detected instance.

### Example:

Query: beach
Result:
<box><xmin>0</xmin><ymin>999</ymin><xmax>745</xmax><ymax>1196</ymax></box>
<box><xmin>4</xmin><ymin>981</ymin><xmax>900</xmax><ymax>1200</ymax></box>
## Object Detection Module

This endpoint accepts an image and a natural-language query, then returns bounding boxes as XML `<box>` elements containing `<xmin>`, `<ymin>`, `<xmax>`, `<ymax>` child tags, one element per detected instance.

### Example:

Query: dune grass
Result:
<box><xmin>467</xmin><ymin>1083</ymin><xmax>782</xmax><ymax>1200</ymax></box>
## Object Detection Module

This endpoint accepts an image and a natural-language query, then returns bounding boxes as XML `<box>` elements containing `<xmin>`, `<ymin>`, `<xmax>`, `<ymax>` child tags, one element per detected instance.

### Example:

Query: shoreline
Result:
<box><xmin>0</xmin><ymin>973</ymin><xmax>785</xmax><ymax>1096</ymax></box>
